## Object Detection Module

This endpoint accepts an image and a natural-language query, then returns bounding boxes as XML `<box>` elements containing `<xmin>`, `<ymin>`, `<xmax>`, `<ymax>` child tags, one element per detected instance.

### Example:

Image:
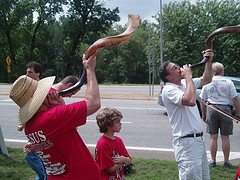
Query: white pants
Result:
<box><xmin>173</xmin><ymin>137</ymin><xmax>210</xmax><ymax>180</ymax></box>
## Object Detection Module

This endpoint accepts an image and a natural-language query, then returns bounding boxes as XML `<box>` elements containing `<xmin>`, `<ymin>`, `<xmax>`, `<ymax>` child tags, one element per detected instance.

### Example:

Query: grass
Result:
<box><xmin>0</xmin><ymin>83</ymin><xmax>11</xmax><ymax>85</ymax></box>
<box><xmin>126</xmin><ymin>159</ymin><xmax>238</xmax><ymax>180</ymax></box>
<box><xmin>0</xmin><ymin>148</ymin><xmax>36</xmax><ymax>180</ymax></box>
<box><xmin>0</xmin><ymin>148</ymin><xmax>238</xmax><ymax>180</ymax></box>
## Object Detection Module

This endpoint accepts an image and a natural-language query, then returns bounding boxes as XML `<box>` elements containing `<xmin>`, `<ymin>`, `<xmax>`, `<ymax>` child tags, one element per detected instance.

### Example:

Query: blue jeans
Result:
<box><xmin>25</xmin><ymin>152</ymin><xmax>47</xmax><ymax>180</ymax></box>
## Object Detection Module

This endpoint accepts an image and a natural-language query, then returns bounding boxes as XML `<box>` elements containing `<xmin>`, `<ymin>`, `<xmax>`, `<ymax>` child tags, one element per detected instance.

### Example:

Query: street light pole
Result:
<box><xmin>160</xmin><ymin>0</ymin><xmax>163</xmax><ymax>65</ymax></box>
<box><xmin>148</xmin><ymin>36</ymin><xmax>151</xmax><ymax>96</ymax></box>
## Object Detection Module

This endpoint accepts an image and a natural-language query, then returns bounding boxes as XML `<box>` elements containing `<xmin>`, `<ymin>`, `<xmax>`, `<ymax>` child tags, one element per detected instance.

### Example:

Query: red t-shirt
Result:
<box><xmin>49</xmin><ymin>87</ymin><xmax>58</xmax><ymax>93</ymax></box>
<box><xmin>95</xmin><ymin>136</ymin><xmax>131</xmax><ymax>180</ymax></box>
<box><xmin>25</xmin><ymin>101</ymin><xmax>100</xmax><ymax>180</ymax></box>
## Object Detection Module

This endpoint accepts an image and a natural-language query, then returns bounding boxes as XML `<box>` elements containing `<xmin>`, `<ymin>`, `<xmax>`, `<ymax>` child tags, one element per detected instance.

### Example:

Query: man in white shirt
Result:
<box><xmin>200</xmin><ymin>62</ymin><xmax>240</xmax><ymax>168</ymax></box>
<box><xmin>158</xmin><ymin>49</ymin><xmax>214</xmax><ymax>180</ymax></box>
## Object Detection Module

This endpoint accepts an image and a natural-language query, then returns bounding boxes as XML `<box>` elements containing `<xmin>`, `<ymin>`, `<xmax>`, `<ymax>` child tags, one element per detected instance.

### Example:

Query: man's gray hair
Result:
<box><xmin>212</xmin><ymin>62</ymin><xmax>224</xmax><ymax>75</ymax></box>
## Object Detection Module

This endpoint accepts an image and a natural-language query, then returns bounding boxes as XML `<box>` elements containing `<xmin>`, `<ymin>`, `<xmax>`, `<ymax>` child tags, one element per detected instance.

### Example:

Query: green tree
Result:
<box><xmin>0</xmin><ymin>0</ymin><xmax>34</xmax><ymax>81</ymax></box>
<box><xmin>0</xmin><ymin>0</ymin><xmax>32</xmax><ymax>63</ymax></box>
<box><xmin>155</xmin><ymin>0</ymin><xmax>240</xmax><ymax>78</ymax></box>
<box><xmin>28</xmin><ymin>0</ymin><xmax>66</xmax><ymax>61</ymax></box>
<box><xmin>58</xmin><ymin>0</ymin><xmax>120</xmax><ymax>77</ymax></box>
<box><xmin>95</xmin><ymin>20</ymin><xmax>154</xmax><ymax>84</ymax></box>
<box><xmin>196</xmin><ymin>0</ymin><xmax>240</xmax><ymax>76</ymax></box>
<box><xmin>0</xmin><ymin>0</ymin><xmax>66</xmax><ymax>81</ymax></box>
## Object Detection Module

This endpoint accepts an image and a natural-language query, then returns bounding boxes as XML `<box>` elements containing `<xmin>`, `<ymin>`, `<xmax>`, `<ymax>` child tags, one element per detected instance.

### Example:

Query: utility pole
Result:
<box><xmin>148</xmin><ymin>36</ymin><xmax>151</xmax><ymax>96</ymax></box>
<box><xmin>160</xmin><ymin>0</ymin><xmax>163</xmax><ymax>65</ymax></box>
<box><xmin>152</xmin><ymin>40</ymin><xmax>155</xmax><ymax>96</ymax></box>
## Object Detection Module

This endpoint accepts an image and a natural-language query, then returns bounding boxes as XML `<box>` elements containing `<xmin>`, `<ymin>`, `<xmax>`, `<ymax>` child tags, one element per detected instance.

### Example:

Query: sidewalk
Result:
<box><xmin>73</xmin><ymin>88</ymin><xmax>158</xmax><ymax>101</ymax></box>
<box><xmin>0</xmin><ymin>89</ymin><xmax>158</xmax><ymax>101</ymax></box>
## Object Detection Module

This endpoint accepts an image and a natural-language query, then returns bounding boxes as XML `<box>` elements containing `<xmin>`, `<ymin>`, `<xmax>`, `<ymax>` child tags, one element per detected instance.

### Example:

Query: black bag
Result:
<box><xmin>123</xmin><ymin>163</ymin><xmax>135</xmax><ymax>175</ymax></box>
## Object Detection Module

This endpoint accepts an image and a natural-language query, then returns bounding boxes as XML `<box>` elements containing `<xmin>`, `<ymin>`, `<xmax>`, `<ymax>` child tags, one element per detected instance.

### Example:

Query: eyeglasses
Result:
<box><xmin>170</xmin><ymin>64</ymin><xmax>179</xmax><ymax>71</ymax></box>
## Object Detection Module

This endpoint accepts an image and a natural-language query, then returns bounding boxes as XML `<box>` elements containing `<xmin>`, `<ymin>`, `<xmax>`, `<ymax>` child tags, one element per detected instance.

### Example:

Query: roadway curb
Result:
<box><xmin>0</xmin><ymin>90</ymin><xmax>9</xmax><ymax>96</ymax></box>
<box><xmin>0</xmin><ymin>90</ymin><xmax>158</xmax><ymax>101</ymax></box>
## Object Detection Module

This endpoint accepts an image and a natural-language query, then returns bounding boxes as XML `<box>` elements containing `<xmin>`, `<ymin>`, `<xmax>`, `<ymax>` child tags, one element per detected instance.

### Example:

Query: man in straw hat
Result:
<box><xmin>17</xmin><ymin>75</ymin><xmax>80</xmax><ymax>131</ymax></box>
<box><xmin>10</xmin><ymin>52</ymin><xmax>101</xmax><ymax>179</ymax></box>
<box><xmin>23</xmin><ymin>75</ymin><xmax>80</xmax><ymax>180</ymax></box>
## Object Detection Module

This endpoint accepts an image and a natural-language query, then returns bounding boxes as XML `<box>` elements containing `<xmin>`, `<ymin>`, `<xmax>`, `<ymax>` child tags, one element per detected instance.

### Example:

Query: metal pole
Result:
<box><xmin>160</xmin><ymin>0</ymin><xmax>163</xmax><ymax>65</ymax></box>
<box><xmin>152</xmin><ymin>40</ymin><xmax>155</xmax><ymax>96</ymax></box>
<box><xmin>8</xmin><ymin>73</ymin><xmax>10</xmax><ymax>83</ymax></box>
<box><xmin>148</xmin><ymin>36</ymin><xmax>151</xmax><ymax>96</ymax></box>
<box><xmin>0</xmin><ymin>125</ymin><xmax>8</xmax><ymax>156</ymax></box>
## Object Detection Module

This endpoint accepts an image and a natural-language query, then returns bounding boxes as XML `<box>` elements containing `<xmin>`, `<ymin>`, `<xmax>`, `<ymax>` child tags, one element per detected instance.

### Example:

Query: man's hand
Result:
<box><xmin>202</xmin><ymin>48</ymin><xmax>214</xmax><ymax>64</ymax></box>
<box><xmin>24</xmin><ymin>143</ymin><xmax>35</xmax><ymax>153</ymax></box>
<box><xmin>202</xmin><ymin>114</ymin><xmax>207</xmax><ymax>123</ymax></box>
<box><xmin>180</xmin><ymin>64</ymin><xmax>192</xmax><ymax>80</ymax></box>
<box><xmin>17</xmin><ymin>125</ymin><xmax>24</xmax><ymax>131</ymax></box>
<box><xmin>235</xmin><ymin>113</ymin><xmax>240</xmax><ymax>120</ymax></box>
<box><xmin>82</xmin><ymin>51</ymin><xmax>98</xmax><ymax>72</ymax></box>
<box><xmin>200</xmin><ymin>48</ymin><xmax>214</xmax><ymax>87</ymax></box>
<box><xmin>47</xmin><ymin>91</ymin><xmax>65</xmax><ymax>107</ymax></box>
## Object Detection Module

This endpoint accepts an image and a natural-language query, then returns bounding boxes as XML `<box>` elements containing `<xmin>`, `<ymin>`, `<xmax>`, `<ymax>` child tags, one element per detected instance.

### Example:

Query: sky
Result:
<box><xmin>104</xmin><ymin>0</ymin><xmax>197</xmax><ymax>25</ymax></box>
<box><xmin>35</xmin><ymin>0</ymin><xmax>197</xmax><ymax>24</ymax></box>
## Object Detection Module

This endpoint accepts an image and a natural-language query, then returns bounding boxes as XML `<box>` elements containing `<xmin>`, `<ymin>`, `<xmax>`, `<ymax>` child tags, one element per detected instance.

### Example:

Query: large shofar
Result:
<box><xmin>59</xmin><ymin>14</ymin><xmax>140</xmax><ymax>96</ymax></box>
<box><xmin>191</xmin><ymin>25</ymin><xmax>240</xmax><ymax>69</ymax></box>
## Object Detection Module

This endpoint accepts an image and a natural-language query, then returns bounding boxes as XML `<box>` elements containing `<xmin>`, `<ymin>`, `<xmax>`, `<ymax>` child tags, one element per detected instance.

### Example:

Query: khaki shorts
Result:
<box><xmin>206</xmin><ymin>105</ymin><xmax>233</xmax><ymax>135</ymax></box>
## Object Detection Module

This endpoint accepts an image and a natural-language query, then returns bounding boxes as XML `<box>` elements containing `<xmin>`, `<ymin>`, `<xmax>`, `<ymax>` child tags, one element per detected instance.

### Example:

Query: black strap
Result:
<box><xmin>182</xmin><ymin>132</ymin><xmax>203</xmax><ymax>138</ymax></box>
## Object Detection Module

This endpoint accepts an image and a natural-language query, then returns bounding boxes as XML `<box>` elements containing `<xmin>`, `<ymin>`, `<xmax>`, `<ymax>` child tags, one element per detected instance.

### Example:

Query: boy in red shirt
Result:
<box><xmin>95</xmin><ymin>108</ymin><xmax>131</xmax><ymax>180</ymax></box>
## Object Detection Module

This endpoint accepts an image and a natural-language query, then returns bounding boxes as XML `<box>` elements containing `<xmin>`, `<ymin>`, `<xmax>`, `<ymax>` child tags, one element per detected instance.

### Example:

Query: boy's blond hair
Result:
<box><xmin>96</xmin><ymin>107</ymin><xmax>123</xmax><ymax>133</ymax></box>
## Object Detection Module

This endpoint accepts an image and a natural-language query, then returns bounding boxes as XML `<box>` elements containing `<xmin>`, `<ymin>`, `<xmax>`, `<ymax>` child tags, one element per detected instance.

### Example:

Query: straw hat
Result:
<box><xmin>9</xmin><ymin>75</ymin><xmax>55</xmax><ymax>126</ymax></box>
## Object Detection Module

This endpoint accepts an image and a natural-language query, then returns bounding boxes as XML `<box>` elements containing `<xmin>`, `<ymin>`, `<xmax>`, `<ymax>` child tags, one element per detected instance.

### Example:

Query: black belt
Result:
<box><xmin>182</xmin><ymin>132</ymin><xmax>203</xmax><ymax>138</ymax></box>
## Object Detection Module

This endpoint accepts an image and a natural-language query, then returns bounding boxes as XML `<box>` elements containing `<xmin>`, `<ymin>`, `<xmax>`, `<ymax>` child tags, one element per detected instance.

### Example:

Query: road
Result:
<box><xmin>1</xmin><ymin>85</ymin><xmax>240</xmax><ymax>164</ymax></box>
<box><xmin>0</xmin><ymin>95</ymin><xmax>173</xmax><ymax>153</ymax></box>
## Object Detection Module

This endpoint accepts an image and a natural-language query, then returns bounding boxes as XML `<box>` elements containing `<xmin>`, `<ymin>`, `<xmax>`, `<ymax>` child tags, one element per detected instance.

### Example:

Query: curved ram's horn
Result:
<box><xmin>58</xmin><ymin>14</ymin><xmax>140</xmax><ymax>96</ymax></box>
<box><xmin>191</xmin><ymin>25</ymin><xmax>240</xmax><ymax>69</ymax></box>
